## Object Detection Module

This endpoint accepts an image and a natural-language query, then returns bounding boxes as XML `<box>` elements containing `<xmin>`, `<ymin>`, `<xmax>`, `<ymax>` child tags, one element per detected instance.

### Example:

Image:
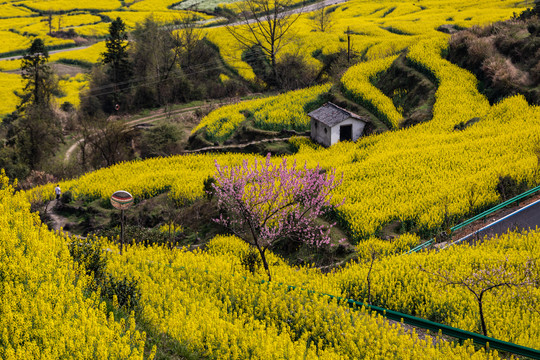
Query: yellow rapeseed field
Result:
<box><xmin>102</xmin><ymin>234</ymin><xmax>505</xmax><ymax>358</ymax></box>
<box><xmin>0</xmin><ymin>172</ymin><xmax>147</xmax><ymax>359</ymax></box>
<box><xmin>30</xmin><ymin>35</ymin><xmax>540</xmax><ymax>240</ymax></box>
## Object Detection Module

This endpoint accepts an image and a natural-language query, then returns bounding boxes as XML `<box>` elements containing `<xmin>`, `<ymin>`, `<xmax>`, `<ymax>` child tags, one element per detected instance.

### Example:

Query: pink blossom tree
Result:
<box><xmin>212</xmin><ymin>154</ymin><xmax>344</xmax><ymax>281</ymax></box>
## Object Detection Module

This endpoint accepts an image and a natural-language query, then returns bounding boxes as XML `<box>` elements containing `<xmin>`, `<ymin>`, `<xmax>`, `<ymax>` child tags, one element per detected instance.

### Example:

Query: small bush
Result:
<box><xmin>496</xmin><ymin>175</ymin><xmax>529</xmax><ymax>201</ymax></box>
<box><xmin>95</xmin><ymin>225</ymin><xmax>177</xmax><ymax>247</ymax></box>
<box><xmin>276</xmin><ymin>54</ymin><xmax>318</xmax><ymax>91</ymax></box>
<box><xmin>203</xmin><ymin>176</ymin><xmax>216</xmax><ymax>200</ymax></box>
<box><xmin>61</xmin><ymin>190</ymin><xmax>73</xmax><ymax>203</ymax></box>
<box><xmin>68</xmin><ymin>236</ymin><xmax>108</xmax><ymax>284</ymax></box>
<box><xmin>240</xmin><ymin>248</ymin><xmax>262</xmax><ymax>274</ymax></box>
<box><xmin>101</xmin><ymin>275</ymin><xmax>141</xmax><ymax>312</ymax></box>
<box><xmin>60</xmin><ymin>101</ymin><xmax>75</xmax><ymax>112</ymax></box>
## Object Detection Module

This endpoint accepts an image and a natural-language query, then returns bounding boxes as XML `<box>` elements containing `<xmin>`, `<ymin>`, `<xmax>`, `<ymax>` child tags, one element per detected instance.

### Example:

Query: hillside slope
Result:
<box><xmin>447</xmin><ymin>10</ymin><xmax>540</xmax><ymax>105</ymax></box>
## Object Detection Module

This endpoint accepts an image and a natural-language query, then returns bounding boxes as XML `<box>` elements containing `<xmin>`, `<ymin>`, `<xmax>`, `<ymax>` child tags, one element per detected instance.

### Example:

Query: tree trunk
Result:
<box><xmin>366</xmin><ymin>256</ymin><xmax>376</xmax><ymax>305</ymax></box>
<box><xmin>271</xmin><ymin>47</ymin><xmax>278</xmax><ymax>87</ymax></box>
<box><xmin>257</xmin><ymin>245</ymin><xmax>272</xmax><ymax>281</ymax></box>
<box><xmin>477</xmin><ymin>294</ymin><xmax>488</xmax><ymax>336</ymax></box>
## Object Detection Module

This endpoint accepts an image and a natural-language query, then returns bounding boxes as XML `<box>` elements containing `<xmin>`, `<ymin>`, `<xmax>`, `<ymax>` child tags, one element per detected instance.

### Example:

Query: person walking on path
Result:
<box><xmin>55</xmin><ymin>184</ymin><xmax>61</xmax><ymax>200</ymax></box>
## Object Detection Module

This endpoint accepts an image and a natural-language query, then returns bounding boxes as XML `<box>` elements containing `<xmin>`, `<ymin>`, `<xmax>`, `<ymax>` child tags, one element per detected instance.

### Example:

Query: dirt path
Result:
<box><xmin>183</xmin><ymin>135</ymin><xmax>308</xmax><ymax>153</ymax></box>
<box><xmin>47</xmin><ymin>199</ymin><xmax>69</xmax><ymax>231</ymax></box>
<box><xmin>64</xmin><ymin>104</ymin><xmax>213</xmax><ymax>162</ymax></box>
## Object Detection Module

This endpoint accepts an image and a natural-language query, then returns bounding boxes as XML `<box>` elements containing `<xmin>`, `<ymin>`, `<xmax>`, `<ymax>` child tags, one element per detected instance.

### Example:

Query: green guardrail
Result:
<box><xmin>139</xmin><ymin>254</ymin><xmax>540</xmax><ymax>359</ymax></box>
<box><xmin>277</xmin><ymin>282</ymin><xmax>540</xmax><ymax>359</ymax></box>
<box><xmin>407</xmin><ymin>184</ymin><xmax>540</xmax><ymax>254</ymax></box>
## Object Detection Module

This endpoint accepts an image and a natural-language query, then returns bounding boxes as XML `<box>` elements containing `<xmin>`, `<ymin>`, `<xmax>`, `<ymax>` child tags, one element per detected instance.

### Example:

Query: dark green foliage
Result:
<box><xmin>453</xmin><ymin>117</ymin><xmax>481</xmax><ymax>131</ymax></box>
<box><xmin>61</xmin><ymin>190</ymin><xmax>73</xmax><ymax>203</ymax></box>
<box><xmin>139</xmin><ymin>124</ymin><xmax>182</xmax><ymax>158</ymax></box>
<box><xmin>496</xmin><ymin>175</ymin><xmax>529</xmax><ymax>201</ymax></box>
<box><xmin>99</xmin><ymin>17</ymin><xmax>132</xmax><ymax>111</ymax></box>
<box><xmin>515</xmin><ymin>1</ymin><xmax>540</xmax><ymax>20</ymax></box>
<box><xmin>213</xmin><ymin>6</ymin><xmax>235</xmax><ymax>20</ymax></box>
<box><xmin>101</xmin><ymin>275</ymin><xmax>141</xmax><ymax>311</ymax></box>
<box><xmin>102</xmin><ymin>17</ymin><xmax>132</xmax><ymax>87</ymax></box>
<box><xmin>375</xmin><ymin>54</ymin><xmax>437</xmax><ymax>129</ymax></box>
<box><xmin>131</xmin><ymin>16</ymin><xmax>182</xmax><ymax>108</ymax></box>
<box><xmin>203</xmin><ymin>176</ymin><xmax>216</xmax><ymax>200</ymax></box>
<box><xmin>95</xmin><ymin>225</ymin><xmax>179</xmax><ymax>247</ymax></box>
<box><xmin>0</xmin><ymin>146</ymin><xmax>30</xmax><ymax>181</ymax></box>
<box><xmin>68</xmin><ymin>236</ymin><xmax>108</xmax><ymax>282</ymax></box>
<box><xmin>19</xmin><ymin>38</ymin><xmax>55</xmax><ymax>109</ymax></box>
<box><xmin>240</xmin><ymin>248</ymin><xmax>262</xmax><ymax>274</ymax></box>
<box><xmin>60</xmin><ymin>101</ymin><xmax>74</xmax><ymax>112</ymax></box>
<box><xmin>55</xmin><ymin>58</ymin><xmax>93</xmax><ymax>69</ymax></box>
<box><xmin>66</xmin><ymin>234</ymin><xmax>144</xmax><ymax>312</ymax></box>
<box><xmin>242</xmin><ymin>45</ymin><xmax>275</xmax><ymax>86</ymax></box>
<box><xmin>2</xmin><ymin>39</ymin><xmax>63</xmax><ymax>170</ymax></box>
<box><xmin>275</xmin><ymin>53</ymin><xmax>317</xmax><ymax>91</ymax></box>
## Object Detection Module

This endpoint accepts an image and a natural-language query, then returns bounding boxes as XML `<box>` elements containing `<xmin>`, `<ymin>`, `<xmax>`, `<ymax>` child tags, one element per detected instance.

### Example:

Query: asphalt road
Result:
<box><xmin>0</xmin><ymin>0</ymin><xmax>349</xmax><ymax>61</ymax></box>
<box><xmin>450</xmin><ymin>198</ymin><xmax>540</xmax><ymax>246</ymax></box>
<box><xmin>0</xmin><ymin>45</ymin><xmax>92</xmax><ymax>61</ymax></box>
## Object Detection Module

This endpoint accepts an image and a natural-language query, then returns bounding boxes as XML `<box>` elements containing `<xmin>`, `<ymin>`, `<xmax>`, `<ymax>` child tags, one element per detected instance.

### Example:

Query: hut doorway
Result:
<box><xmin>340</xmin><ymin>124</ymin><xmax>352</xmax><ymax>141</ymax></box>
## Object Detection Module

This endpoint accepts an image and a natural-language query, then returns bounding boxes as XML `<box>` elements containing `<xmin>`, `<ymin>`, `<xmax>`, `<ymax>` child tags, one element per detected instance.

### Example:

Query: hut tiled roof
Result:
<box><xmin>308</xmin><ymin>102</ymin><xmax>367</xmax><ymax>127</ymax></box>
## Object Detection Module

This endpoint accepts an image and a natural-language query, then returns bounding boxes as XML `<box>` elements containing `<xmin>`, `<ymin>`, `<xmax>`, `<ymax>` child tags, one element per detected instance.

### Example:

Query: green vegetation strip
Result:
<box><xmin>407</xmin><ymin>184</ymin><xmax>540</xmax><ymax>254</ymax></box>
<box><xmin>278</xmin><ymin>282</ymin><xmax>540</xmax><ymax>359</ymax></box>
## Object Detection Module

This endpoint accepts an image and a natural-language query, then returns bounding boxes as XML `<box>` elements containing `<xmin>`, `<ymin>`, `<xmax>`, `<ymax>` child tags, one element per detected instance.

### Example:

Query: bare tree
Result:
<box><xmin>226</xmin><ymin>0</ymin><xmax>302</xmax><ymax>86</ymax></box>
<box><xmin>132</xmin><ymin>16</ymin><xmax>184</xmax><ymax>106</ymax></box>
<box><xmin>419</xmin><ymin>258</ymin><xmax>537</xmax><ymax>336</ymax></box>
<box><xmin>311</xmin><ymin>4</ymin><xmax>335</xmax><ymax>32</ymax></box>
<box><xmin>47</xmin><ymin>12</ymin><xmax>53</xmax><ymax>35</ymax></box>
<box><xmin>79</xmin><ymin>116</ymin><xmax>132</xmax><ymax>168</ymax></box>
<box><xmin>175</xmin><ymin>14</ymin><xmax>202</xmax><ymax>69</ymax></box>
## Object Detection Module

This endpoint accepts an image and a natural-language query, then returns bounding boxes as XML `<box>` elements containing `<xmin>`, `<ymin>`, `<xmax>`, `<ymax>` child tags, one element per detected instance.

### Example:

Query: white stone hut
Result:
<box><xmin>308</xmin><ymin>102</ymin><xmax>368</xmax><ymax>147</ymax></box>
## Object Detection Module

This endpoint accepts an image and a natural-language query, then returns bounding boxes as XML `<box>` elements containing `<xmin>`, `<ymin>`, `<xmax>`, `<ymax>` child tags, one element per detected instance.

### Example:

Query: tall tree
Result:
<box><xmin>176</xmin><ymin>14</ymin><xmax>202</xmax><ymax>70</ymax></box>
<box><xmin>13</xmin><ymin>38</ymin><xmax>62</xmax><ymax>170</ymax></box>
<box><xmin>19</xmin><ymin>38</ymin><xmax>56</xmax><ymax>110</ymax></box>
<box><xmin>101</xmin><ymin>17</ymin><xmax>132</xmax><ymax>106</ymax></box>
<box><xmin>226</xmin><ymin>0</ymin><xmax>301</xmax><ymax>87</ymax></box>
<box><xmin>131</xmin><ymin>16</ymin><xmax>183</xmax><ymax>107</ymax></box>
<box><xmin>212</xmin><ymin>154</ymin><xmax>344</xmax><ymax>281</ymax></box>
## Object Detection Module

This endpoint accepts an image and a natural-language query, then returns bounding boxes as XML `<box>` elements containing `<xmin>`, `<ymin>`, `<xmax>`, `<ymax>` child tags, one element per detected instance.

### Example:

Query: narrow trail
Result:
<box><xmin>47</xmin><ymin>199</ymin><xmax>69</xmax><ymax>231</ymax></box>
<box><xmin>65</xmin><ymin>104</ymin><xmax>207</xmax><ymax>162</ymax></box>
<box><xmin>183</xmin><ymin>135</ymin><xmax>308</xmax><ymax>153</ymax></box>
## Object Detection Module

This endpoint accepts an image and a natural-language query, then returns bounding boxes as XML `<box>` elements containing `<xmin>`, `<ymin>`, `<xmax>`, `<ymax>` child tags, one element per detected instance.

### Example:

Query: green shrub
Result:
<box><xmin>496</xmin><ymin>175</ymin><xmax>529</xmax><ymax>201</ymax></box>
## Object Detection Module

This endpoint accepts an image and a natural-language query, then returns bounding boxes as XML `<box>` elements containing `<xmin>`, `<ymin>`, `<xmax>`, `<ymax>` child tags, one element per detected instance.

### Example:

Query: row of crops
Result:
<box><xmin>3</xmin><ymin>0</ymin><xmax>539</xmax><ymax>357</ymax></box>
<box><xmin>3</xmin><ymin>168</ymin><xmax>538</xmax><ymax>357</ymax></box>
<box><xmin>0</xmin><ymin>173</ymin><xmax>147</xmax><ymax>359</ymax></box>
<box><xmin>0</xmin><ymin>0</ymin><xmax>528</xmax><ymax>117</ymax></box>
<box><xmin>206</xmin><ymin>0</ymin><xmax>524</xmax><ymax>85</ymax></box>
<box><xmin>37</xmin><ymin>33</ymin><xmax>540</xmax><ymax>240</ymax></box>
<box><xmin>192</xmin><ymin>83</ymin><xmax>331</xmax><ymax>141</ymax></box>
